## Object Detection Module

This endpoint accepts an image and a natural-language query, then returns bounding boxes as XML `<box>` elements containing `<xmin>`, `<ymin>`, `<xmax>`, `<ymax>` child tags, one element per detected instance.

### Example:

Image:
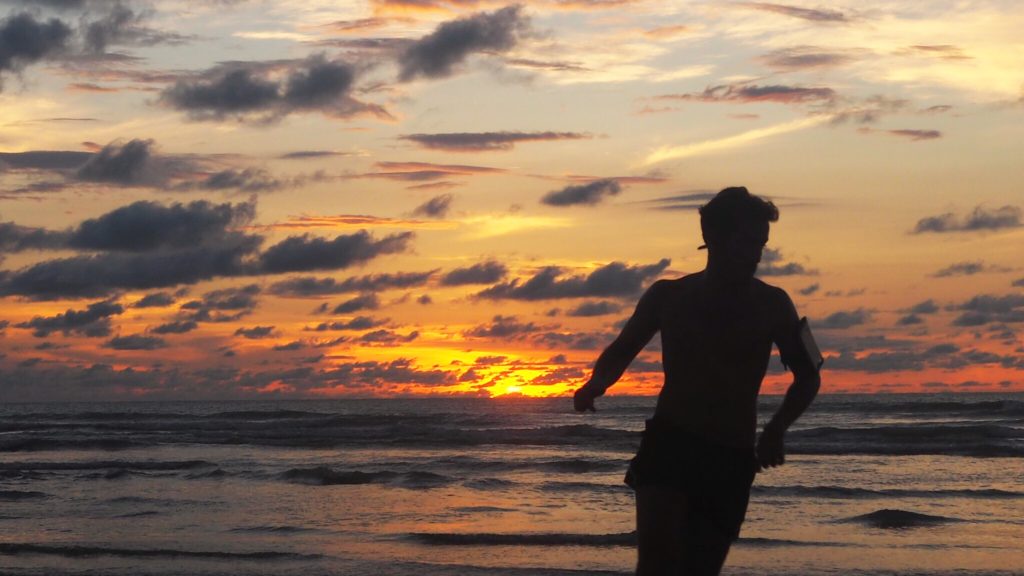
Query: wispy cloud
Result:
<box><xmin>541</xmin><ymin>179</ymin><xmax>621</xmax><ymax>207</ymax></box>
<box><xmin>400</xmin><ymin>131</ymin><xmax>593</xmax><ymax>152</ymax></box>
<box><xmin>252</xmin><ymin>215</ymin><xmax>455</xmax><ymax>231</ymax></box>
<box><xmin>912</xmin><ymin>205</ymin><xmax>1022</xmax><ymax>234</ymax></box>
<box><xmin>641</xmin><ymin>115</ymin><xmax>829</xmax><ymax>165</ymax></box>
<box><xmin>655</xmin><ymin>83</ymin><xmax>836</xmax><ymax>105</ymax></box>
<box><xmin>858</xmin><ymin>127</ymin><xmax>942</xmax><ymax>141</ymax></box>
<box><xmin>736</xmin><ymin>2</ymin><xmax>850</xmax><ymax>23</ymax></box>
<box><xmin>931</xmin><ymin>261</ymin><xmax>1011</xmax><ymax>278</ymax></box>
<box><xmin>759</xmin><ymin>46</ymin><xmax>859</xmax><ymax>70</ymax></box>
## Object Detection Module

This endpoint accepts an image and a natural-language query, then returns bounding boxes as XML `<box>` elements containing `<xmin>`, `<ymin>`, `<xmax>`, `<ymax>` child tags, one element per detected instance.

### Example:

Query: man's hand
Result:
<box><xmin>573</xmin><ymin>386</ymin><xmax>597</xmax><ymax>412</ymax></box>
<box><xmin>756</xmin><ymin>423</ymin><xmax>785</xmax><ymax>471</ymax></box>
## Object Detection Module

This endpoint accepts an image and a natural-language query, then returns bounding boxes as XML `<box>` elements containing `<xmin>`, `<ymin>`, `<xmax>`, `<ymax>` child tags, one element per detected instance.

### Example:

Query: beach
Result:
<box><xmin>1</xmin><ymin>393</ymin><xmax>1022</xmax><ymax>575</ymax></box>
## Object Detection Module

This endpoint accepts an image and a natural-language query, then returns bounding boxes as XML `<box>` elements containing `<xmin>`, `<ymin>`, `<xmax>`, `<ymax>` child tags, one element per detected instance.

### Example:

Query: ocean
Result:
<box><xmin>1</xmin><ymin>393</ymin><xmax>1021</xmax><ymax>575</ymax></box>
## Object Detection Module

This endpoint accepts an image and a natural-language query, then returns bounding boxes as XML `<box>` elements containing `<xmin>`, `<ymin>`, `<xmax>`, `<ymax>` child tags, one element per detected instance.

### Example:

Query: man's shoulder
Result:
<box><xmin>752</xmin><ymin>278</ymin><xmax>794</xmax><ymax>307</ymax></box>
<box><xmin>648</xmin><ymin>273</ymin><xmax>700</xmax><ymax>297</ymax></box>
<box><xmin>654</xmin><ymin>272</ymin><xmax>701</xmax><ymax>289</ymax></box>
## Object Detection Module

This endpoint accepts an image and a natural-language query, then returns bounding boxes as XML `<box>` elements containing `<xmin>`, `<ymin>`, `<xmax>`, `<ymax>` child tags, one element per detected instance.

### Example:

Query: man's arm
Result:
<box><xmin>574</xmin><ymin>281</ymin><xmax>663</xmax><ymax>412</ymax></box>
<box><xmin>757</xmin><ymin>289</ymin><xmax>822</xmax><ymax>469</ymax></box>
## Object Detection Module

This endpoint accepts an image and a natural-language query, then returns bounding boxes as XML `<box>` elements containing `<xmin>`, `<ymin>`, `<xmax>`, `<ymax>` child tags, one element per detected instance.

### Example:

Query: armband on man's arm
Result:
<box><xmin>781</xmin><ymin>317</ymin><xmax>824</xmax><ymax>373</ymax></box>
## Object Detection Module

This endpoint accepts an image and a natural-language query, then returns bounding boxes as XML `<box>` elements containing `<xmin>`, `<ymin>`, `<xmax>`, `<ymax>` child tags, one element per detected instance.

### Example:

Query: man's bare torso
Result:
<box><xmin>649</xmin><ymin>272</ymin><xmax>787</xmax><ymax>448</ymax></box>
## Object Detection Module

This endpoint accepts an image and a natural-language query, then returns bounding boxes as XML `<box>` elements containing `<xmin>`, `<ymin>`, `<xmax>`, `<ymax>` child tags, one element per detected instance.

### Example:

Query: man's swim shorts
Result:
<box><xmin>624</xmin><ymin>418</ymin><xmax>758</xmax><ymax>541</ymax></box>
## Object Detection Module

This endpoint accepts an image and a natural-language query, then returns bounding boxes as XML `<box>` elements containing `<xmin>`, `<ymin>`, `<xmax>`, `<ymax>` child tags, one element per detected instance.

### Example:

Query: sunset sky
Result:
<box><xmin>1</xmin><ymin>0</ymin><xmax>1022</xmax><ymax>401</ymax></box>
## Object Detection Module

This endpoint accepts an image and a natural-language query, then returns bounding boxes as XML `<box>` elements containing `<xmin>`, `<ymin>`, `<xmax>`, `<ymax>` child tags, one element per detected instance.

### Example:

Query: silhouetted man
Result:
<box><xmin>574</xmin><ymin>186</ymin><xmax>822</xmax><ymax>575</ymax></box>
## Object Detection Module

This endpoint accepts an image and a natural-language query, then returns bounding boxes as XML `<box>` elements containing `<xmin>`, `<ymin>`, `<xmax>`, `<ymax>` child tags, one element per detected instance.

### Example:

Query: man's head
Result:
<box><xmin>699</xmin><ymin>186</ymin><xmax>778</xmax><ymax>280</ymax></box>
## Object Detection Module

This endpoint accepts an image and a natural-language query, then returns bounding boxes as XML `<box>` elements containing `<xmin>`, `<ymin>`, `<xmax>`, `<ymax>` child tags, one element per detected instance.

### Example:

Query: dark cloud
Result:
<box><xmin>950</xmin><ymin>294</ymin><xmax>1024</xmax><ymax>326</ymax></box>
<box><xmin>412</xmin><ymin>194</ymin><xmax>454</xmax><ymax>218</ymax></box>
<box><xmin>161</xmin><ymin>66</ymin><xmax>278</xmax><ymax>118</ymax></box>
<box><xmin>477</xmin><ymin>259</ymin><xmax>670</xmax><ymax>300</ymax></box>
<box><xmin>931</xmin><ymin>261</ymin><xmax>1010</xmax><ymax>278</ymax></box>
<box><xmin>0</xmin><ymin>12</ymin><xmax>73</xmax><ymax>89</ymax></box>
<box><xmin>757</xmin><ymin>248</ymin><xmax>815</xmax><ymax>276</ymax></box>
<box><xmin>310</xmin><ymin>336</ymin><xmax>349</xmax><ymax>348</ymax></box>
<box><xmin>0</xmin><ymin>150</ymin><xmax>91</xmax><ymax>171</ymax></box>
<box><xmin>896</xmin><ymin>313</ymin><xmax>922</xmax><ymax>325</ymax></box>
<box><xmin>406</xmin><ymin>181</ymin><xmax>462</xmax><ymax>191</ymax></box>
<box><xmin>133</xmin><ymin>292</ymin><xmax>175</xmax><ymax>308</ymax></box>
<box><xmin>1013</xmin><ymin>278</ymin><xmax>1024</xmax><ymax>287</ymax></box>
<box><xmin>759</xmin><ymin>46</ymin><xmax>856</xmax><ymax>70</ymax></box>
<box><xmin>159</xmin><ymin>55</ymin><xmax>381</xmax><ymax>123</ymax></box>
<box><xmin>332</xmin><ymin>293</ymin><xmax>379</xmax><ymax>314</ymax></box>
<box><xmin>194</xmin><ymin>168</ymin><xmax>284</xmax><ymax>192</ymax></box>
<box><xmin>277</xmin><ymin>150</ymin><xmax>350</xmax><ymax>160</ymax></box>
<box><xmin>417</xmin><ymin>294</ymin><xmax>432</xmax><ymax>305</ymax></box>
<box><xmin>34</xmin><ymin>341</ymin><xmax>68</xmax><ymax>350</ymax></box>
<box><xmin>566</xmin><ymin>300</ymin><xmax>621</xmax><ymax>316</ymax></box>
<box><xmin>2</xmin><ymin>139</ymin><xmax>209</xmax><ymax>191</ymax></box>
<box><xmin>82</xmin><ymin>3</ymin><xmax>189</xmax><ymax>53</ymax></box>
<box><xmin>377</xmin><ymin>160</ymin><xmax>505</xmax><ymax>175</ymax></box>
<box><xmin>912</xmin><ymin>205</ymin><xmax>1021</xmax><ymax>234</ymax></box>
<box><xmin>0</xmin><ymin>235</ymin><xmax>262</xmax><ymax>299</ymax></box>
<box><xmin>884</xmin><ymin>129</ymin><xmax>942</xmax><ymax>141</ymax></box>
<box><xmin>14</xmin><ymin>299</ymin><xmax>123</xmax><ymax>337</ymax></box>
<box><xmin>0</xmin><ymin>360</ymin><xmax>453</xmax><ymax>402</ymax></box>
<box><xmin>75</xmin><ymin>139</ymin><xmax>155</xmax><ymax>185</ymax></box>
<box><xmin>820</xmin><ymin>308</ymin><xmax>872</xmax><ymax>329</ymax></box>
<box><xmin>308</xmin><ymin>316</ymin><xmax>388</xmax><ymax>331</ymax></box>
<box><xmin>282</xmin><ymin>54</ymin><xmax>356</xmax><ymax>109</ymax></box>
<box><xmin>364</xmin><ymin>170</ymin><xmax>462</xmax><ymax>182</ymax></box>
<box><xmin>541</xmin><ymin>179</ymin><xmax>621</xmax><ymax>207</ymax></box>
<box><xmin>464</xmin><ymin>315</ymin><xmax>539</xmax><ymax>339</ymax></box>
<box><xmin>824</xmin><ymin>343</ymin><xmax>1021</xmax><ymax>373</ymax></box>
<box><xmin>0</xmin><ymin>222</ymin><xmax>69</xmax><ymax>253</ymax></box>
<box><xmin>1</xmin><ymin>1</ymin><xmax>88</xmax><ymax>10</ymax></box>
<box><xmin>738</xmin><ymin>2</ymin><xmax>849</xmax><ymax>22</ymax></box>
<box><xmin>258</xmin><ymin>231</ymin><xmax>413</xmax><ymax>274</ymax></box>
<box><xmin>908</xmin><ymin>299</ymin><xmax>939</xmax><ymax>314</ymax></box>
<box><xmin>400</xmin><ymin>131</ymin><xmax>592</xmax><ymax>152</ymax></box>
<box><xmin>397</xmin><ymin>5</ymin><xmax>529</xmax><ymax>81</ymax></box>
<box><xmin>441</xmin><ymin>260</ymin><xmax>507</xmax><ymax>286</ymax></box>
<box><xmin>656</xmin><ymin>84</ymin><xmax>835</xmax><ymax>105</ymax></box>
<box><xmin>643</xmin><ymin>191</ymin><xmax>716</xmax><ymax>211</ymax></box>
<box><xmin>823</xmin><ymin>349</ymin><xmax>925</xmax><ymax>373</ymax></box>
<box><xmin>533</xmin><ymin>329</ymin><xmax>611</xmax><ymax>350</ymax></box>
<box><xmin>799</xmin><ymin>283</ymin><xmax>820</xmax><ymax>296</ymax></box>
<box><xmin>234</xmin><ymin>325</ymin><xmax>277</xmax><ymax>339</ymax></box>
<box><xmin>358</xmin><ymin>329</ymin><xmax>419</xmax><ymax>345</ymax></box>
<box><xmin>105</xmin><ymin>333</ymin><xmax>167</xmax><ymax>350</ymax></box>
<box><xmin>150</xmin><ymin>320</ymin><xmax>197</xmax><ymax>334</ymax></box>
<box><xmin>273</xmin><ymin>340</ymin><xmax>304</xmax><ymax>351</ymax></box>
<box><xmin>269</xmin><ymin>270</ymin><xmax>435</xmax><ymax>297</ymax></box>
<box><xmin>531</xmin><ymin>366</ymin><xmax>585</xmax><ymax>385</ymax></box>
<box><xmin>181</xmin><ymin>284</ymin><xmax>260</xmax><ymax>323</ymax></box>
<box><xmin>322</xmin><ymin>358</ymin><xmax>455</xmax><ymax>388</ymax></box>
<box><xmin>67</xmin><ymin>198</ymin><xmax>255</xmax><ymax>252</ymax></box>
<box><xmin>0</xmin><ymin>6</ymin><xmax>187</xmax><ymax>92</ymax></box>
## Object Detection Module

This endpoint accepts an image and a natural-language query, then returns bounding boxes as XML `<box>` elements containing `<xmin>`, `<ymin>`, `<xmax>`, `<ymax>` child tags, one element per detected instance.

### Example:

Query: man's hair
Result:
<box><xmin>698</xmin><ymin>186</ymin><xmax>779</xmax><ymax>248</ymax></box>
